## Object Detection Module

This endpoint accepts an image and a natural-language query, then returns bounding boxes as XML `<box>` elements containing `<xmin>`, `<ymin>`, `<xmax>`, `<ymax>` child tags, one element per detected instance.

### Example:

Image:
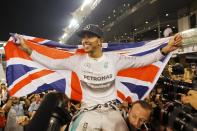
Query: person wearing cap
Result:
<box><xmin>15</xmin><ymin>24</ymin><xmax>182</xmax><ymax>131</ymax></box>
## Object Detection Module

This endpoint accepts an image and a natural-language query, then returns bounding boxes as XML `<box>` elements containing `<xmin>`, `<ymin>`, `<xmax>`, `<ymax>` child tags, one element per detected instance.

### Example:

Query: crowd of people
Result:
<box><xmin>145</xmin><ymin>62</ymin><xmax>197</xmax><ymax>130</ymax></box>
<box><xmin>0</xmin><ymin>81</ymin><xmax>43</xmax><ymax>131</ymax></box>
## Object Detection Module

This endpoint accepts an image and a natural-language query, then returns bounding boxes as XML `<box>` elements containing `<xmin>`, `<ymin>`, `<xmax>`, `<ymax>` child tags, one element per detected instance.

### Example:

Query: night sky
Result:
<box><xmin>0</xmin><ymin>0</ymin><xmax>82</xmax><ymax>41</ymax></box>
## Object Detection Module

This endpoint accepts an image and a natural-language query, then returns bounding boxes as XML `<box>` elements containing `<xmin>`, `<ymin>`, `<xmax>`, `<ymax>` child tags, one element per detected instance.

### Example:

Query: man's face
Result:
<box><xmin>35</xmin><ymin>94</ymin><xmax>40</xmax><ymax>102</ymax></box>
<box><xmin>128</xmin><ymin>103</ymin><xmax>151</xmax><ymax>129</ymax></box>
<box><xmin>81</xmin><ymin>34</ymin><xmax>102</xmax><ymax>53</ymax></box>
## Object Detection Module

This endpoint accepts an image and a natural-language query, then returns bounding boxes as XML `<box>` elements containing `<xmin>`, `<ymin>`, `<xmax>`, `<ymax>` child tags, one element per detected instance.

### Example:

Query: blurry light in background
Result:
<box><xmin>59</xmin><ymin>41</ymin><xmax>64</xmax><ymax>44</ymax></box>
<box><xmin>91</xmin><ymin>0</ymin><xmax>101</xmax><ymax>10</ymax></box>
<box><xmin>62</xmin><ymin>33</ymin><xmax>68</xmax><ymax>39</ymax></box>
<box><xmin>68</xmin><ymin>18</ymin><xmax>79</xmax><ymax>28</ymax></box>
<box><xmin>81</xmin><ymin>0</ymin><xmax>93</xmax><ymax>11</ymax></box>
<box><xmin>60</xmin><ymin>0</ymin><xmax>102</xmax><ymax>43</ymax></box>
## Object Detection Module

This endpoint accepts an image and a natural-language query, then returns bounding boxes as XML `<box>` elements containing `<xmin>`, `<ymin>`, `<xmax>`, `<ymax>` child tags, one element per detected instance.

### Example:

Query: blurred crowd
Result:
<box><xmin>144</xmin><ymin>62</ymin><xmax>197</xmax><ymax>130</ymax></box>
<box><xmin>0</xmin><ymin>80</ymin><xmax>82</xmax><ymax>131</ymax></box>
<box><xmin>0</xmin><ymin>81</ymin><xmax>43</xmax><ymax>131</ymax></box>
<box><xmin>165</xmin><ymin>63</ymin><xmax>196</xmax><ymax>84</ymax></box>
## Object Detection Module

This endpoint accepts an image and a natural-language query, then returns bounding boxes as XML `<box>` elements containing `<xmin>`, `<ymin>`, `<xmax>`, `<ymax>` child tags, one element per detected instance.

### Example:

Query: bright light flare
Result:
<box><xmin>81</xmin><ymin>0</ymin><xmax>93</xmax><ymax>11</ymax></box>
<box><xmin>68</xmin><ymin>18</ymin><xmax>79</xmax><ymax>28</ymax></box>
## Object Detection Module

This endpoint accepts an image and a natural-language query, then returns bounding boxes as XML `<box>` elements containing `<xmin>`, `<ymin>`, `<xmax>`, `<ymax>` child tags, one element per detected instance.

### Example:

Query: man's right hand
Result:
<box><xmin>15</xmin><ymin>34</ymin><xmax>33</xmax><ymax>55</ymax></box>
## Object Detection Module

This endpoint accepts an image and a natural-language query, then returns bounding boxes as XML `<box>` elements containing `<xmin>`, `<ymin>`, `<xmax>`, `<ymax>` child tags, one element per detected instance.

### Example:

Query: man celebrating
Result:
<box><xmin>16</xmin><ymin>24</ymin><xmax>182</xmax><ymax>131</ymax></box>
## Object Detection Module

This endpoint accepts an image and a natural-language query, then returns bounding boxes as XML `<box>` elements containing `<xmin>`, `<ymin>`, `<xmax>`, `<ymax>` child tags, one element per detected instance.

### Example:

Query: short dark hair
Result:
<box><xmin>130</xmin><ymin>100</ymin><xmax>152</xmax><ymax>111</ymax></box>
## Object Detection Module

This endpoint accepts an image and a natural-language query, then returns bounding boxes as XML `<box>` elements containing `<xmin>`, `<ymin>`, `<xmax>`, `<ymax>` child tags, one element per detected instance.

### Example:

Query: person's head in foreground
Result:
<box><xmin>77</xmin><ymin>24</ymin><xmax>104</xmax><ymax>58</ymax></box>
<box><xmin>128</xmin><ymin>100</ymin><xmax>152</xmax><ymax>130</ymax></box>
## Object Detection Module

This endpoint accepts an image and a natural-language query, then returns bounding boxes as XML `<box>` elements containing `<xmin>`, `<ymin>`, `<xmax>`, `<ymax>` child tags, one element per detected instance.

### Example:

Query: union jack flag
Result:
<box><xmin>4</xmin><ymin>35</ymin><xmax>172</xmax><ymax>102</ymax></box>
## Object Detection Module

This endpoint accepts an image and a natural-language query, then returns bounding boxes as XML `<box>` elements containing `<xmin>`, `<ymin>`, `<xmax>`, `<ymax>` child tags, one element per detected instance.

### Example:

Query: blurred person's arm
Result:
<box><xmin>24</xmin><ymin>98</ymin><xmax>31</xmax><ymax>108</ymax></box>
<box><xmin>28</xmin><ymin>102</ymin><xmax>35</xmax><ymax>113</ymax></box>
<box><xmin>29</xmin><ymin>111</ymin><xmax>36</xmax><ymax>120</ymax></box>
<box><xmin>27</xmin><ymin>94</ymin><xmax>35</xmax><ymax>104</ymax></box>
<box><xmin>183</xmin><ymin>68</ymin><xmax>192</xmax><ymax>83</ymax></box>
<box><xmin>181</xmin><ymin>90</ymin><xmax>197</xmax><ymax>110</ymax></box>
<box><xmin>60</xmin><ymin>124</ymin><xmax>68</xmax><ymax>131</ymax></box>
<box><xmin>28</xmin><ymin>94</ymin><xmax>35</xmax><ymax>100</ymax></box>
<box><xmin>16</xmin><ymin>115</ymin><xmax>30</xmax><ymax>126</ymax></box>
<box><xmin>2</xmin><ymin>99</ymin><xmax>13</xmax><ymax>113</ymax></box>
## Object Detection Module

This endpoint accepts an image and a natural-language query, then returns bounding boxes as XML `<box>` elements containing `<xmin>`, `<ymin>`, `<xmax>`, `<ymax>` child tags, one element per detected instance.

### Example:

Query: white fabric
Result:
<box><xmin>69</xmin><ymin>108</ymin><xmax>129</xmax><ymax>131</ymax></box>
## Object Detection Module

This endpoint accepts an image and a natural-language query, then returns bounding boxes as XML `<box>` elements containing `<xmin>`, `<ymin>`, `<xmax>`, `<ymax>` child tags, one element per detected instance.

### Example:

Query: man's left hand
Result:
<box><xmin>161</xmin><ymin>34</ymin><xmax>183</xmax><ymax>54</ymax></box>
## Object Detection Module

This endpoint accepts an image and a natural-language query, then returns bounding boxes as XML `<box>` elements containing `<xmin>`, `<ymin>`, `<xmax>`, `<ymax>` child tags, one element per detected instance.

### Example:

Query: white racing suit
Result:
<box><xmin>69</xmin><ymin>101</ymin><xmax>129</xmax><ymax>131</ymax></box>
<box><xmin>31</xmin><ymin>49</ymin><xmax>164</xmax><ymax>131</ymax></box>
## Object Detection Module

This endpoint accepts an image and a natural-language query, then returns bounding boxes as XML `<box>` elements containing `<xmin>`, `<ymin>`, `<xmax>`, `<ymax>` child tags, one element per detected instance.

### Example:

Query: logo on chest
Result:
<box><xmin>83</xmin><ymin>74</ymin><xmax>113</xmax><ymax>81</ymax></box>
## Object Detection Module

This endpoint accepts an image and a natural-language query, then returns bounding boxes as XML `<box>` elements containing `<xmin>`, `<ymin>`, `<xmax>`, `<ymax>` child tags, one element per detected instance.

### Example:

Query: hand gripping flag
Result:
<box><xmin>4</xmin><ymin>35</ymin><xmax>172</xmax><ymax>102</ymax></box>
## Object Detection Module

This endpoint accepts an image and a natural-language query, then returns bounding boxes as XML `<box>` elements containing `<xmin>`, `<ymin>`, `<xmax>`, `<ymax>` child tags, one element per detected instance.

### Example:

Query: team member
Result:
<box><xmin>126</xmin><ymin>100</ymin><xmax>152</xmax><ymax>130</ymax></box>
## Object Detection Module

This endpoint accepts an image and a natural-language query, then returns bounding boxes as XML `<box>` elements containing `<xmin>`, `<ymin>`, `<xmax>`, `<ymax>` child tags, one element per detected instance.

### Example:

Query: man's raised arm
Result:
<box><xmin>115</xmin><ymin>34</ymin><xmax>182</xmax><ymax>71</ymax></box>
<box><xmin>15</xmin><ymin>34</ymin><xmax>76</xmax><ymax>71</ymax></box>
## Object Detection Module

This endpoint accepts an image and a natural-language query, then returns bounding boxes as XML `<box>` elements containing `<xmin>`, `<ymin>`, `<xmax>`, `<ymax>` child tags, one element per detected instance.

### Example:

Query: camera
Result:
<box><xmin>161</xmin><ymin>100</ymin><xmax>197</xmax><ymax>131</ymax></box>
<box><xmin>47</xmin><ymin>100</ymin><xmax>72</xmax><ymax>131</ymax></box>
<box><xmin>157</xmin><ymin>77</ymin><xmax>192</xmax><ymax>100</ymax></box>
<box><xmin>156</xmin><ymin>76</ymin><xmax>197</xmax><ymax>131</ymax></box>
<box><xmin>46</xmin><ymin>93</ymin><xmax>72</xmax><ymax>131</ymax></box>
<box><xmin>25</xmin><ymin>92</ymin><xmax>72</xmax><ymax>131</ymax></box>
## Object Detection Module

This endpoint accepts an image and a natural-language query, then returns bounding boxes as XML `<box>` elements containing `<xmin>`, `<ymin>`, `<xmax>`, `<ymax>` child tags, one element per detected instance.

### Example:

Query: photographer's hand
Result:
<box><xmin>17</xmin><ymin>116</ymin><xmax>30</xmax><ymax>126</ymax></box>
<box><xmin>181</xmin><ymin>90</ymin><xmax>197</xmax><ymax>110</ymax></box>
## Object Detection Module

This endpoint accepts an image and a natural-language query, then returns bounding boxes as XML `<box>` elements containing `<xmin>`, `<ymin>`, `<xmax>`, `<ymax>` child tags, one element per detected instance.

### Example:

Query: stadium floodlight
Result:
<box><xmin>91</xmin><ymin>0</ymin><xmax>101</xmax><ymax>10</ymax></box>
<box><xmin>59</xmin><ymin>40</ymin><xmax>63</xmax><ymax>44</ymax></box>
<box><xmin>68</xmin><ymin>18</ymin><xmax>79</xmax><ymax>28</ymax></box>
<box><xmin>81</xmin><ymin>0</ymin><xmax>93</xmax><ymax>11</ymax></box>
<box><xmin>62</xmin><ymin>33</ymin><xmax>68</xmax><ymax>39</ymax></box>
